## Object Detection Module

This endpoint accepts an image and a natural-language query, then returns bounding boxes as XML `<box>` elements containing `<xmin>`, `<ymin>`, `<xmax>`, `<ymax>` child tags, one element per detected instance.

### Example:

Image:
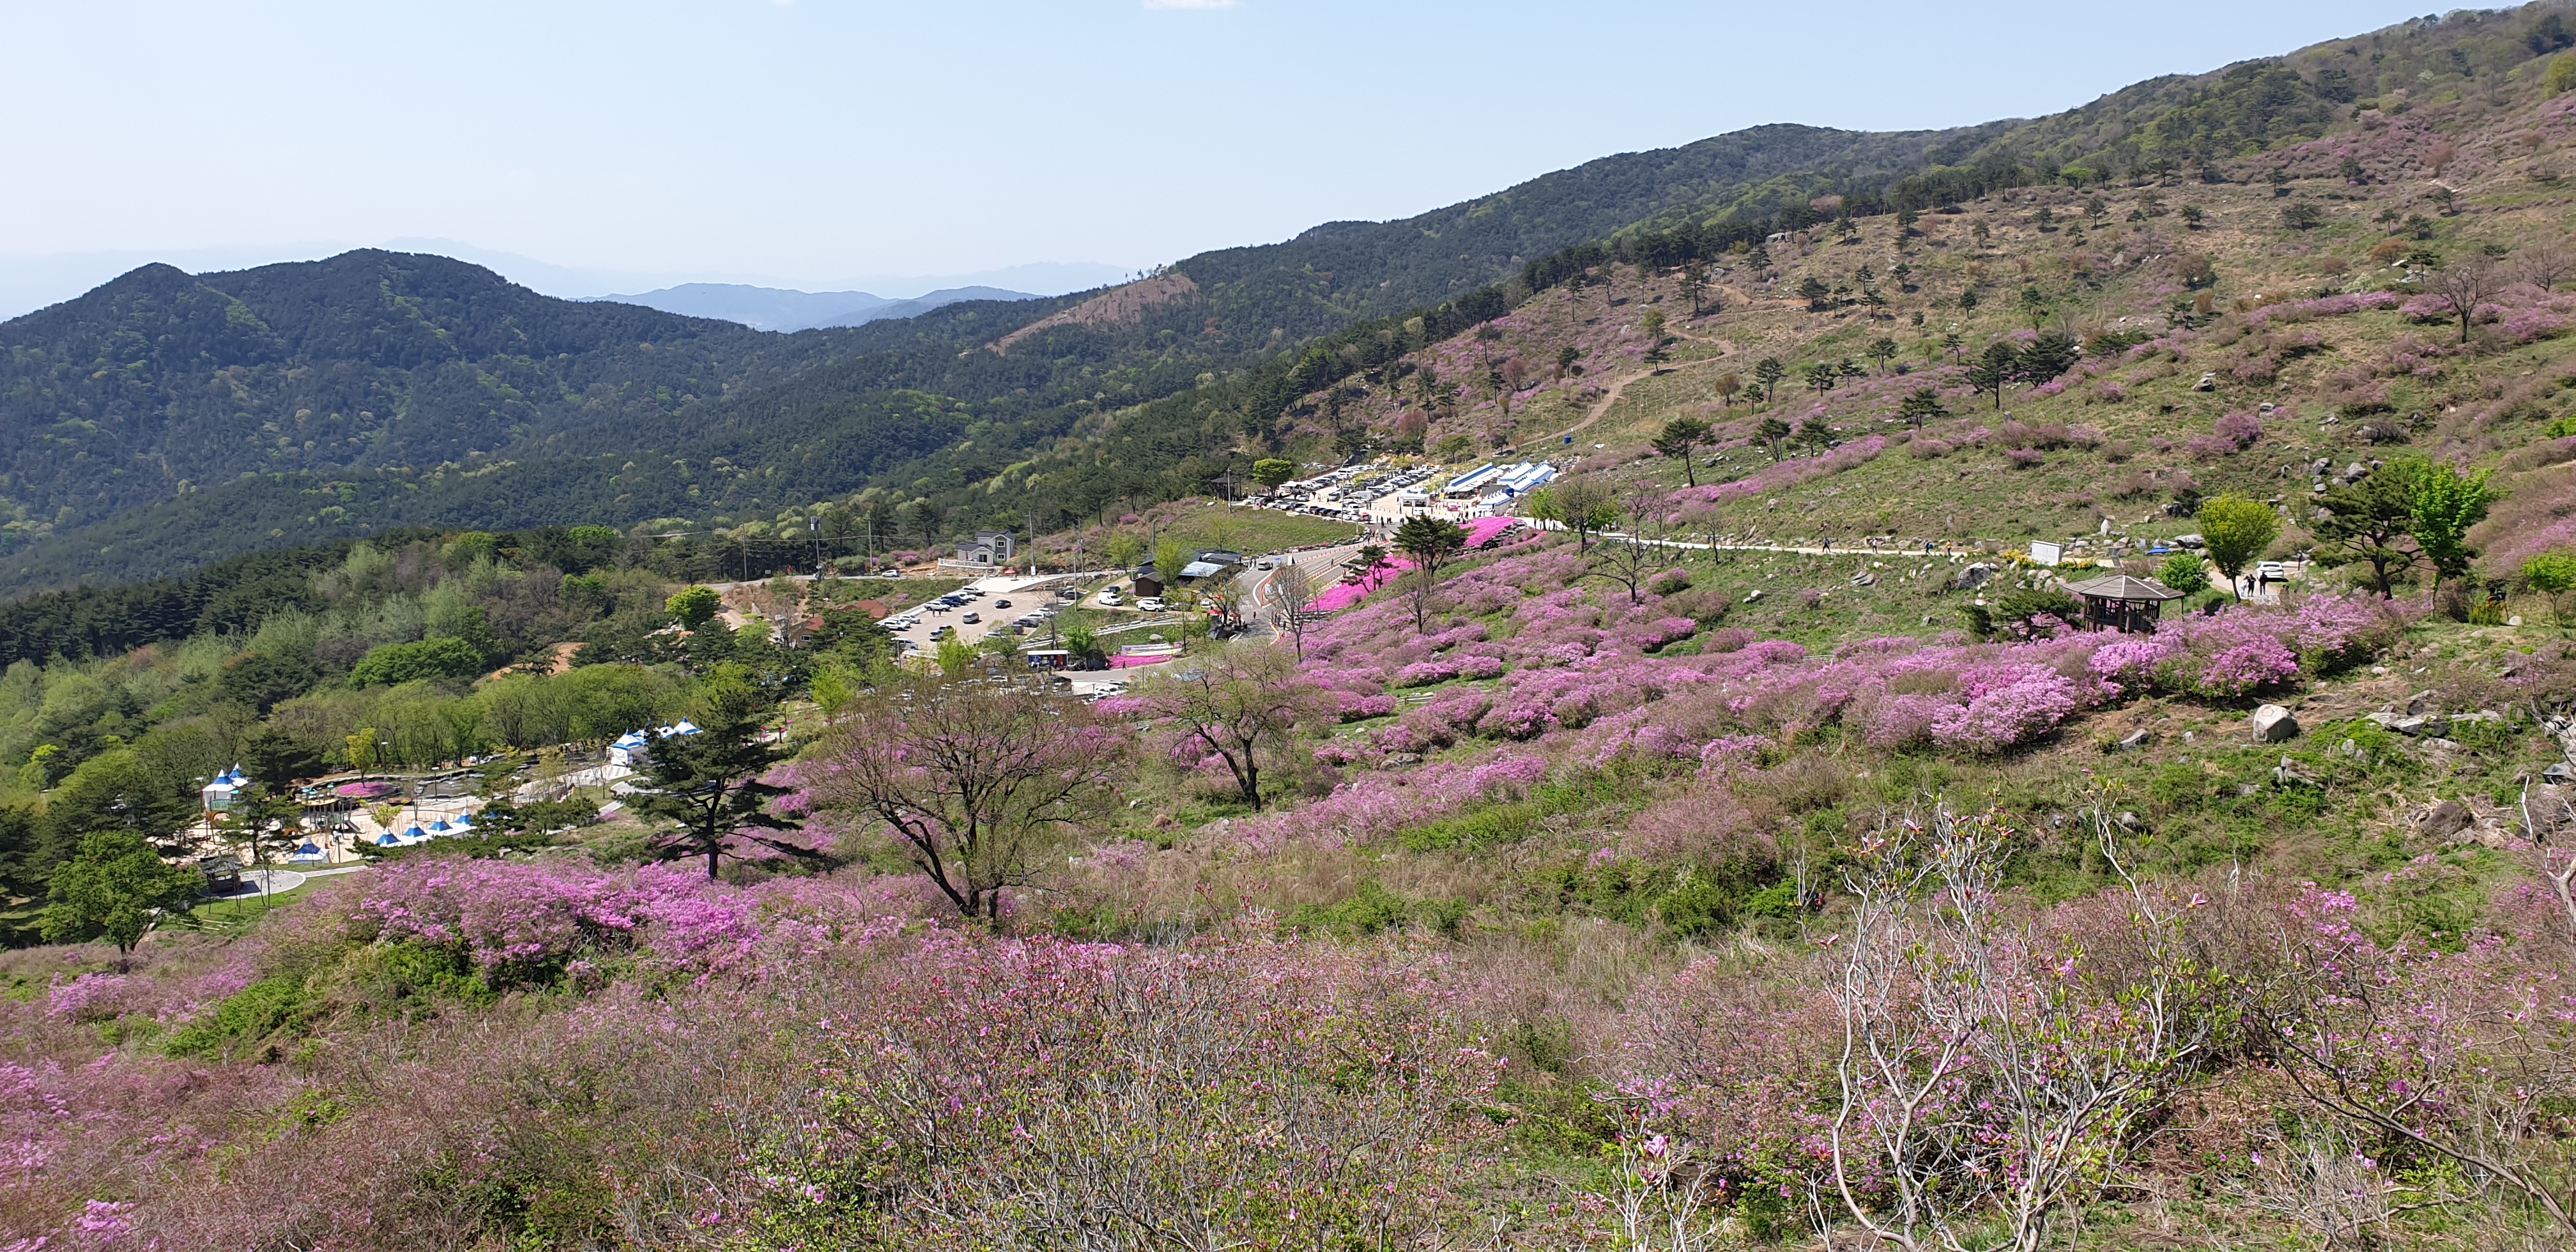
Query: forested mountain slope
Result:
<box><xmin>8</xmin><ymin>6</ymin><xmax>2564</xmax><ymax>599</ymax></box>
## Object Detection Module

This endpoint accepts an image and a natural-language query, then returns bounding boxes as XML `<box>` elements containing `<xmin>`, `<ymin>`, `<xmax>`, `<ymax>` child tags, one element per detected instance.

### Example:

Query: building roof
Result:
<box><xmin>2063</xmin><ymin>575</ymin><xmax>2186</xmax><ymax>602</ymax></box>
<box><xmin>1179</xmin><ymin>560</ymin><xmax>1228</xmax><ymax>579</ymax></box>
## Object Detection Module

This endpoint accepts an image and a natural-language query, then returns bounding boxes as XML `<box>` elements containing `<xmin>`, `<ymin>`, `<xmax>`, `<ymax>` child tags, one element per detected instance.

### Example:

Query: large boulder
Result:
<box><xmin>1951</xmin><ymin>563</ymin><xmax>1997</xmax><ymax>592</ymax></box>
<box><xmin>2419</xmin><ymin>799</ymin><xmax>2472</xmax><ymax>841</ymax></box>
<box><xmin>2250</xmin><ymin>704</ymin><xmax>2300</xmax><ymax>742</ymax></box>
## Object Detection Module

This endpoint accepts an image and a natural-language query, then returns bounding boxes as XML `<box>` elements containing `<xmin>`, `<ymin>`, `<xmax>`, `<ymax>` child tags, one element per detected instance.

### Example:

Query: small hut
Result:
<box><xmin>2062</xmin><ymin>574</ymin><xmax>2186</xmax><ymax>634</ymax></box>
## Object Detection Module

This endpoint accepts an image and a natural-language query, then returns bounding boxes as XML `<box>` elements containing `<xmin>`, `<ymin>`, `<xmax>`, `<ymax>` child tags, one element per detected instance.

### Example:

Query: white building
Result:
<box><xmin>956</xmin><ymin>530</ymin><xmax>1016</xmax><ymax>566</ymax></box>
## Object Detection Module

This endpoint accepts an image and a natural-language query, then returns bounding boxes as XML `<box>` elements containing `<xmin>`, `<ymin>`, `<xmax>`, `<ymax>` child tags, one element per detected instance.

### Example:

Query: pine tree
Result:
<box><xmin>630</xmin><ymin>684</ymin><xmax>812</xmax><ymax>878</ymax></box>
<box><xmin>2312</xmin><ymin>461</ymin><xmax>2422</xmax><ymax>598</ymax></box>
<box><xmin>1653</xmin><ymin>417</ymin><xmax>1711</xmax><ymax>486</ymax></box>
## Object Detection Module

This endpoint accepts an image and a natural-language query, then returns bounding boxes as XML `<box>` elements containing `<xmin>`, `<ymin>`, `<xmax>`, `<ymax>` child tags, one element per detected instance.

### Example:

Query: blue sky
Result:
<box><xmin>0</xmin><ymin>0</ymin><xmax>2430</xmax><ymax>310</ymax></box>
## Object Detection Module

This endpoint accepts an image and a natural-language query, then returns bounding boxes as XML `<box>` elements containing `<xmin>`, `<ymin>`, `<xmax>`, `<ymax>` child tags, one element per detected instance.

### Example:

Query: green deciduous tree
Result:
<box><xmin>1549</xmin><ymin>477</ymin><xmax>1619</xmax><ymax>553</ymax></box>
<box><xmin>2156</xmin><ymin>553</ymin><xmax>2211</xmax><ymax>598</ymax></box>
<box><xmin>666</xmin><ymin>585</ymin><xmax>723</xmax><ymax>630</ymax></box>
<box><xmin>2524</xmin><ymin>551</ymin><xmax>2576</xmax><ymax>619</ymax></box>
<box><xmin>2196</xmin><ymin>496</ymin><xmax>2281</xmax><ymax>600</ymax></box>
<box><xmin>1251</xmin><ymin>458</ymin><xmax>1298</xmax><ymax>489</ymax></box>
<box><xmin>2407</xmin><ymin>460</ymin><xmax>2497</xmax><ymax>590</ymax></box>
<box><xmin>42</xmin><ymin>829</ymin><xmax>202</xmax><ymax>968</ymax></box>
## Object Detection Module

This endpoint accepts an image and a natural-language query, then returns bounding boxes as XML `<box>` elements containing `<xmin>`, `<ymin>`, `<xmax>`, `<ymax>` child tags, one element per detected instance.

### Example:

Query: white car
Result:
<box><xmin>1098</xmin><ymin>591</ymin><xmax>1123</xmax><ymax>606</ymax></box>
<box><xmin>1135</xmin><ymin>597</ymin><xmax>1166</xmax><ymax>612</ymax></box>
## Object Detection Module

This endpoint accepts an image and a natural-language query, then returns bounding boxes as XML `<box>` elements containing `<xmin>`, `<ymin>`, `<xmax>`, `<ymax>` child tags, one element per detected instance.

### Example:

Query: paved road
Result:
<box><xmin>1244</xmin><ymin>544</ymin><xmax>1367</xmax><ymax>626</ymax></box>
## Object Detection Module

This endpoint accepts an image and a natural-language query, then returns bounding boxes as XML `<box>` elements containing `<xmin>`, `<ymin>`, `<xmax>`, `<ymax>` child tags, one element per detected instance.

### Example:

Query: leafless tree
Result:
<box><xmin>1825</xmin><ymin>804</ymin><xmax>2201</xmax><ymax>1252</ymax></box>
<box><xmin>2423</xmin><ymin>254</ymin><xmax>2501</xmax><ymax>345</ymax></box>
<box><xmin>2516</xmin><ymin>241</ymin><xmax>2576</xmax><ymax>293</ymax></box>
<box><xmin>1126</xmin><ymin>641</ymin><xmax>1331</xmax><ymax>811</ymax></box>
<box><xmin>1586</xmin><ymin>494</ymin><xmax>1670</xmax><ymax>605</ymax></box>
<box><xmin>2223</xmin><ymin>1115</ymin><xmax>2458</xmax><ymax>1248</ymax></box>
<box><xmin>804</xmin><ymin>676</ymin><xmax>1119</xmax><ymax>919</ymax></box>
<box><xmin>1269</xmin><ymin>562</ymin><xmax>1321</xmax><ymax>659</ymax></box>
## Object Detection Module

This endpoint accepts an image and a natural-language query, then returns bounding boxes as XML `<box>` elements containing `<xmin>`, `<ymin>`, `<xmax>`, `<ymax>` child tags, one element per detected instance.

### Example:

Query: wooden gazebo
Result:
<box><xmin>2061</xmin><ymin>574</ymin><xmax>2186</xmax><ymax>634</ymax></box>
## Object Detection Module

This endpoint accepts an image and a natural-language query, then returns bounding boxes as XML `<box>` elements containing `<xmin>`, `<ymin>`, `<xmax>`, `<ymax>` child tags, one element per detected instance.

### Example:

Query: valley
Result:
<box><xmin>4</xmin><ymin>6</ymin><xmax>2576</xmax><ymax>1250</ymax></box>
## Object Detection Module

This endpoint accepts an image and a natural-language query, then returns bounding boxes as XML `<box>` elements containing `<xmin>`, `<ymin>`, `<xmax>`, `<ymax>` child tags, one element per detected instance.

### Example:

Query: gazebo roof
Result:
<box><xmin>2062</xmin><ymin>575</ymin><xmax>2186</xmax><ymax>602</ymax></box>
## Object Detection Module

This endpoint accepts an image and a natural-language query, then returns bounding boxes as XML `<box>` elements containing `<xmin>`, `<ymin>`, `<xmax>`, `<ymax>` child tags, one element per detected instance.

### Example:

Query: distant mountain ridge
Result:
<box><xmin>590</xmin><ymin>282</ymin><xmax>1039</xmax><ymax>332</ymax></box>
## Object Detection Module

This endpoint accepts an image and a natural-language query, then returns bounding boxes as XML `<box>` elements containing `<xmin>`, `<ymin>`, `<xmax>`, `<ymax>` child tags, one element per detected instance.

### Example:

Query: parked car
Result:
<box><xmin>994</xmin><ymin>600</ymin><xmax>1012</xmax><ymax>609</ymax></box>
<box><xmin>962</xmin><ymin>612</ymin><xmax>981</xmax><ymax>624</ymax></box>
<box><xmin>1099</xmin><ymin>591</ymin><xmax>1123</xmax><ymax>606</ymax></box>
<box><xmin>1135</xmin><ymin>597</ymin><xmax>1166</xmax><ymax>611</ymax></box>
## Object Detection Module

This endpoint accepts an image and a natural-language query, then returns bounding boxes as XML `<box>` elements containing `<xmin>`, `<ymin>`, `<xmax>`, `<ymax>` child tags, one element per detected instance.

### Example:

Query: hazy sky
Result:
<box><xmin>4</xmin><ymin>0</ymin><xmax>2429</xmax><ymax>299</ymax></box>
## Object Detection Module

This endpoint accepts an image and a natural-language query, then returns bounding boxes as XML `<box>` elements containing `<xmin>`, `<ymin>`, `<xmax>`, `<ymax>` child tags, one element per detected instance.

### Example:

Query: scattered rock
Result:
<box><xmin>1952</xmin><ymin>563</ymin><xmax>1997</xmax><ymax>592</ymax></box>
<box><xmin>1850</xmin><ymin>572</ymin><xmax>1877</xmax><ymax>587</ymax></box>
<box><xmin>2236</xmin><ymin>783</ymin><xmax>2262</xmax><ymax>797</ymax></box>
<box><xmin>2467</xmin><ymin>820</ymin><xmax>2513</xmax><ymax>850</ymax></box>
<box><xmin>2392</xmin><ymin>714</ymin><xmax>2444</xmax><ymax>737</ymax></box>
<box><xmin>2543</xmin><ymin>762</ymin><xmax>2574</xmax><ymax>784</ymax></box>
<box><xmin>2274</xmin><ymin>756</ymin><xmax>2320</xmax><ymax>787</ymax></box>
<box><xmin>1744</xmin><ymin>588</ymin><xmax>1765</xmax><ymax>603</ymax></box>
<box><xmin>2508</xmin><ymin>615</ymin><xmax>2526</xmax><ymax>627</ymax></box>
<box><xmin>2117</xmin><ymin>811</ymin><xmax>2143</xmax><ymax>830</ymax></box>
<box><xmin>1383</xmin><ymin>752</ymin><xmax>1423</xmax><ymax>768</ymax></box>
<box><xmin>2194</xmin><ymin>372</ymin><xmax>2217</xmax><ymax>391</ymax></box>
<box><xmin>2250</xmin><ymin>704</ymin><xmax>2301</xmax><ymax>742</ymax></box>
<box><xmin>2405</xmin><ymin>689</ymin><xmax>2437</xmax><ymax>716</ymax></box>
<box><xmin>2420</xmin><ymin>799</ymin><xmax>2474</xmax><ymax>840</ymax></box>
<box><xmin>2448</xmin><ymin>710</ymin><xmax>2503</xmax><ymax>729</ymax></box>
<box><xmin>2117</xmin><ymin>729</ymin><xmax>2156</xmax><ymax>751</ymax></box>
<box><xmin>2423</xmin><ymin>737</ymin><xmax>2463</xmax><ymax>754</ymax></box>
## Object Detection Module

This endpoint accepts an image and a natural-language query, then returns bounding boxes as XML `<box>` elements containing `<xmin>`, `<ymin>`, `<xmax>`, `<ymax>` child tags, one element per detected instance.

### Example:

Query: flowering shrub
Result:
<box><xmin>2191</xmin><ymin>633</ymin><xmax>2301</xmax><ymax>696</ymax></box>
<box><xmin>353</xmin><ymin>860</ymin><xmax>769</xmax><ymax>982</ymax></box>
<box><xmin>1924</xmin><ymin>661</ymin><xmax>2091</xmax><ymax>752</ymax></box>
<box><xmin>2244</xmin><ymin>290</ymin><xmax>2399</xmax><ymax>326</ymax></box>
<box><xmin>2212</xmin><ymin>409</ymin><xmax>2263</xmax><ymax>448</ymax></box>
<box><xmin>1336</xmin><ymin>691</ymin><xmax>1398</xmax><ymax>722</ymax></box>
<box><xmin>1394</xmin><ymin>660</ymin><xmax>1460</xmax><ymax>687</ymax></box>
<box><xmin>752</xmin><ymin>932</ymin><xmax>1501</xmax><ymax>1249</ymax></box>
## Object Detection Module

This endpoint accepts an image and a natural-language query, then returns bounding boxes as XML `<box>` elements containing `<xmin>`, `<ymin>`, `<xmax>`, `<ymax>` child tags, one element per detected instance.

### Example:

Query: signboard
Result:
<box><xmin>2028</xmin><ymin>540</ymin><xmax>2063</xmax><ymax>567</ymax></box>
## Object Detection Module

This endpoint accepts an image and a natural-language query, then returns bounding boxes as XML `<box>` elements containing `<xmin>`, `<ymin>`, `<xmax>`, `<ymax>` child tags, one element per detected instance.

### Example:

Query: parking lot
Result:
<box><xmin>881</xmin><ymin>572</ymin><xmax>1093</xmax><ymax>655</ymax></box>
